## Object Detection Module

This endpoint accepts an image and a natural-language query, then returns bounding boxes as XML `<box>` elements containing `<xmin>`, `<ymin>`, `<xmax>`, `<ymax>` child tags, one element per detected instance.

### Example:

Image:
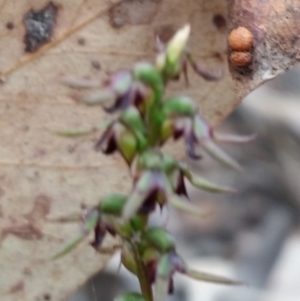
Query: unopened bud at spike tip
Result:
<box><xmin>167</xmin><ymin>24</ymin><xmax>191</xmax><ymax>65</ymax></box>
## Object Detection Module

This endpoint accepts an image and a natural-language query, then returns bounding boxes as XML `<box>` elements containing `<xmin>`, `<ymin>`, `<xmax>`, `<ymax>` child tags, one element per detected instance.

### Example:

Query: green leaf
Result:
<box><xmin>143</xmin><ymin>228</ymin><xmax>175</xmax><ymax>253</ymax></box>
<box><xmin>187</xmin><ymin>269</ymin><xmax>243</xmax><ymax>286</ymax></box>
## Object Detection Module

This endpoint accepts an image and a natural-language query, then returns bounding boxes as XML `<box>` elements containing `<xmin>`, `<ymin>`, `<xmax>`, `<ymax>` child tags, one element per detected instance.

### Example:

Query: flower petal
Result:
<box><xmin>61</xmin><ymin>77</ymin><xmax>100</xmax><ymax>88</ymax></box>
<box><xmin>213</xmin><ymin>132</ymin><xmax>257</xmax><ymax>144</ymax></box>
<box><xmin>187</xmin><ymin>54</ymin><xmax>224</xmax><ymax>81</ymax></box>
<box><xmin>168</xmin><ymin>195</ymin><xmax>211</xmax><ymax>218</ymax></box>
<box><xmin>122</xmin><ymin>171</ymin><xmax>155</xmax><ymax>221</ymax></box>
<box><xmin>187</xmin><ymin>269</ymin><xmax>243</xmax><ymax>286</ymax></box>
<box><xmin>82</xmin><ymin>89</ymin><xmax>116</xmax><ymax>105</ymax></box>
<box><xmin>202</xmin><ymin>139</ymin><xmax>242</xmax><ymax>172</ymax></box>
<box><xmin>179</xmin><ymin>163</ymin><xmax>236</xmax><ymax>193</ymax></box>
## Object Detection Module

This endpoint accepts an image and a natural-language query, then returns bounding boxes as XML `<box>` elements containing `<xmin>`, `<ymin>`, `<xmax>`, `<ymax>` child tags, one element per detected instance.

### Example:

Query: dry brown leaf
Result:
<box><xmin>228</xmin><ymin>0</ymin><xmax>300</xmax><ymax>99</ymax></box>
<box><xmin>1</xmin><ymin>0</ymin><xmax>298</xmax><ymax>301</ymax></box>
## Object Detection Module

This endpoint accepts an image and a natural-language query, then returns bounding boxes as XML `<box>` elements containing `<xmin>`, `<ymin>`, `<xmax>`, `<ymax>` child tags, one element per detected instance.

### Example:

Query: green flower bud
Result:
<box><xmin>142</xmin><ymin>247</ymin><xmax>160</xmax><ymax>264</ymax></box>
<box><xmin>133</xmin><ymin>62</ymin><xmax>164</xmax><ymax>98</ymax></box>
<box><xmin>160</xmin><ymin>119</ymin><xmax>173</xmax><ymax>144</ymax></box>
<box><xmin>163</xmin><ymin>96</ymin><xmax>197</xmax><ymax>117</ymax></box>
<box><xmin>120</xmin><ymin>107</ymin><xmax>148</xmax><ymax>150</ymax></box>
<box><xmin>143</xmin><ymin>227</ymin><xmax>175</xmax><ymax>253</ymax></box>
<box><xmin>130</xmin><ymin>214</ymin><xmax>148</xmax><ymax>232</ymax></box>
<box><xmin>121</xmin><ymin>242</ymin><xmax>138</xmax><ymax>275</ymax></box>
<box><xmin>166</xmin><ymin>24</ymin><xmax>190</xmax><ymax>68</ymax></box>
<box><xmin>117</xmin><ymin>129</ymin><xmax>138</xmax><ymax>165</ymax></box>
<box><xmin>161</xmin><ymin>154</ymin><xmax>177</xmax><ymax>173</ymax></box>
<box><xmin>98</xmin><ymin>194</ymin><xmax>127</xmax><ymax>215</ymax></box>
<box><xmin>139</xmin><ymin>150</ymin><xmax>163</xmax><ymax>170</ymax></box>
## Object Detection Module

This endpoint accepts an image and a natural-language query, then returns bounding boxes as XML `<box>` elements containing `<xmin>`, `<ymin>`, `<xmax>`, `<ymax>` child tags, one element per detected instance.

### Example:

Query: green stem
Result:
<box><xmin>131</xmin><ymin>242</ymin><xmax>154</xmax><ymax>301</ymax></box>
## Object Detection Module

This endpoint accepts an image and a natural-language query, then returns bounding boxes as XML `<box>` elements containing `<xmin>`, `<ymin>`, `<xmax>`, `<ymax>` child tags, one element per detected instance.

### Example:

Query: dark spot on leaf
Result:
<box><xmin>44</xmin><ymin>293</ymin><xmax>51</xmax><ymax>300</ymax></box>
<box><xmin>80</xmin><ymin>203</ymin><xmax>87</xmax><ymax>210</ymax></box>
<box><xmin>9</xmin><ymin>281</ymin><xmax>25</xmax><ymax>294</ymax></box>
<box><xmin>212</xmin><ymin>14</ymin><xmax>226</xmax><ymax>30</ymax></box>
<box><xmin>109</xmin><ymin>0</ymin><xmax>161</xmax><ymax>28</ymax></box>
<box><xmin>6</xmin><ymin>21</ymin><xmax>14</xmax><ymax>30</ymax></box>
<box><xmin>91</xmin><ymin>60</ymin><xmax>101</xmax><ymax>70</ymax></box>
<box><xmin>23</xmin><ymin>2</ymin><xmax>58</xmax><ymax>52</ymax></box>
<box><xmin>77</xmin><ymin>37</ymin><xmax>86</xmax><ymax>46</ymax></box>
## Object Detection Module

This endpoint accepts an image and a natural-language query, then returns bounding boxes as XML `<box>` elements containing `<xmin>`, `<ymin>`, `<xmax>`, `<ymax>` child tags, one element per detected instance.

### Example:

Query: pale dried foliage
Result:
<box><xmin>0</xmin><ymin>0</ymin><xmax>299</xmax><ymax>301</ymax></box>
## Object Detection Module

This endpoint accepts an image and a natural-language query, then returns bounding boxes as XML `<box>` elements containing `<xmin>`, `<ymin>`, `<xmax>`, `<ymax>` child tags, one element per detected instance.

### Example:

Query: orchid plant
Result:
<box><xmin>55</xmin><ymin>24</ymin><xmax>252</xmax><ymax>301</ymax></box>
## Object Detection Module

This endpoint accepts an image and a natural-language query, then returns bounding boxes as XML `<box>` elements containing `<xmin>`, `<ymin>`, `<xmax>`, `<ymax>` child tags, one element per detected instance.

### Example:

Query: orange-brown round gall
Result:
<box><xmin>230</xmin><ymin>52</ymin><xmax>252</xmax><ymax>67</ymax></box>
<box><xmin>228</xmin><ymin>27</ymin><xmax>254</xmax><ymax>51</ymax></box>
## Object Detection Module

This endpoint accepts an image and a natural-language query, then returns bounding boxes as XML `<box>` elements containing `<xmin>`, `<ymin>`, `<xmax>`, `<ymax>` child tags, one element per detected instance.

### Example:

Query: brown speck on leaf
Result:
<box><xmin>213</xmin><ymin>14</ymin><xmax>226</xmax><ymax>30</ymax></box>
<box><xmin>23</xmin><ymin>267</ymin><xmax>33</xmax><ymax>276</ymax></box>
<box><xmin>6</xmin><ymin>21</ymin><xmax>14</xmax><ymax>30</ymax></box>
<box><xmin>91</xmin><ymin>60</ymin><xmax>101</xmax><ymax>70</ymax></box>
<box><xmin>23</xmin><ymin>2</ymin><xmax>58</xmax><ymax>52</ymax></box>
<box><xmin>43</xmin><ymin>293</ymin><xmax>51</xmax><ymax>300</ymax></box>
<box><xmin>9</xmin><ymin>281</ymin><xmax>25</xmax><ymax>294</ymax></box>
<box><xmin>77</xmin><ymin>37</ymin><xmax>86</xmax><ymax>46</ymax></box>
<box><xmin>80</xmin><ymin>203</ymin><xmax>87</xmax><ymax>210</ymax></box>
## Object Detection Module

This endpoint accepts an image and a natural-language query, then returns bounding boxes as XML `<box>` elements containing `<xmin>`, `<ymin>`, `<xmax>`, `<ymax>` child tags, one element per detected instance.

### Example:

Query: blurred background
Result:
<box><xmin>69</xmin><ymin>66</ymin><xmax>300</xmax><ymax>301</ymax></box>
